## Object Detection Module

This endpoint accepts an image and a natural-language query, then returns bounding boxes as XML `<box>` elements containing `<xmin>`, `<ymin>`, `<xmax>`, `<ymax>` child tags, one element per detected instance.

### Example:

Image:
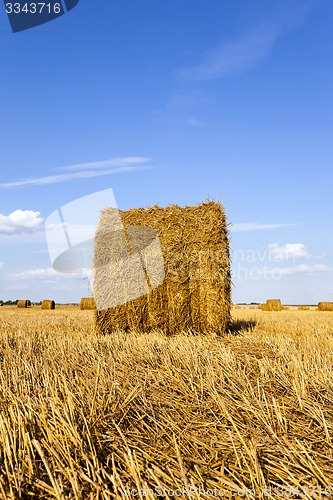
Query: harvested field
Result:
<box><xmin>0</xmin><ymin>307</ymin><xmax>333</xmax><ymax>498</ymax></box>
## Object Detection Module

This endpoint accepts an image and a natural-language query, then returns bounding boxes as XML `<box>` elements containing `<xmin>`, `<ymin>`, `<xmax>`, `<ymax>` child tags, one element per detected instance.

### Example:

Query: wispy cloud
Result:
<box><xmin>0</xmin><ymin>210</ymin><xmax>43</xmax><ymax>235</ymax></box>
<box><xmin>180</xmin><ymin>0</ymin><xmax>316</xmax><ymax>82</ymax></box>
<box><xmin>0</xmin><ymin>157</ymin><xmax>151</xmax><ymax>189</ymax></box>
<box><xmin>56</xmin><ymin>157</ymin><xmax>150</xmax><ymax>172</ymax></box>
<box><xmin>234</xmin><ymin>262</ymin><xmax>331</xmax><ymax>281</ymax></box>
<box><xmin>264</xmin><ymin>264</ymin><xmax>331</xmax><ymax>277</ymax></box>
<box><xmin>6</xmin><ymin>267</ymin><xmax>62</xmax><ymax>280</ymax></box>
<box><xmin>231</xmin><ymin>223</ymin><xmax>296</xmax><ymax>232</ymax></box>
<box><xmin>181</xmin><ymin>24</ymin><xmax>281</xmax><ymax>81</ymax></box>
<box><xmin>0</xmin><ymin>231</ymin><xmax>47</xmax><ymax>245</ymax></box>
<box><xmin>0</xmin><ymin>261</ymin><xmax>4</xmax><ymax>270</ymax></box>
<box><xmin>269</xmin><ymin>243</ymin><xmax>310</xmax><ymax>261</ymax></box>
<box><xmin>6</xmin><ymin>267</ymin><xmax>84</xmax><ymax>281</ymax></box>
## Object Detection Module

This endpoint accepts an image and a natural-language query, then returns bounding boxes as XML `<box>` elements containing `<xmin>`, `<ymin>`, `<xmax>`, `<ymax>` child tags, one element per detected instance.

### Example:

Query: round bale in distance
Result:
<box><xmin>17</xmin><ymin>300</ymin><xmax>30</xmax><ymax>308</ymax></box>
<box><xmin>318</xmin><ymin>302</ymin><xmax>333</xmax><ymax>311</ymax></box>
<box><xmin>42</xmin><ymin>300</ymin><xmax>55</xmax><ymax>310</ymax></box>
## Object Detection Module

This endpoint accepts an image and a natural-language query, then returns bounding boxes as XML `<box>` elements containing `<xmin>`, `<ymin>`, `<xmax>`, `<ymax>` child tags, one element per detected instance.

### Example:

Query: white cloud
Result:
<box><xmin>181</xmin><ymin>25</ymin><xmax>280</xmax><ymax>81</ymax></box>
<box><xmin>232</xmin><ymin>223</ymin><xmax>295</xmax><ymax>232</ymax></box>
<box><xmin>6</xmin><ymin>267</ymin><xmax>86</xmax><ymax>281</ymax></box>
<box><xmin>0</xmin><ymin>231</ymin><xmax>46</xmax><ymax>245</ymax></box>
<box><xmin>234</xmin><ymin>262</ymin><xmax>330</xmax><ymax>281</ymax></box>
<box><xmin>265</xmin><ymin>264</ymin><xmax>330</xmax><ymax>277</ymax></box>
<box><xmin>0</xmin><ymin>210</ymin><xmax>43</xmax><ymax>235</ymax></box>
<box><xmin>7</xmin><ymin>268</ymin><xmax>61</xmax><ymax>280</ymax></box>
<box><xmin>269</xmin><ymin>243</ymin><xmax>310</xmax><ymax>261</ymax></box>
<box><xmin>314</xmin><ymin>253</ymin><xmax>327</xmax><ymax>259</ymax></box>
<box><xmin>57</xmin><ymin>157</ymin><xmax>150</xmax><ymax>172</ymax></box>
<box><xmin>180</xmin><ymin>1</ymin><xmax>315</xmax><ymax>82</ymax></box>
<box><xmin>0</xmin><ymin>157</ymin><xmax>151</xmax><ymax>189</ymax></box>
<box><xmin>0</xmin><ymin>261</ymin><xmax>4</xmax><ymax>270</ymax></box>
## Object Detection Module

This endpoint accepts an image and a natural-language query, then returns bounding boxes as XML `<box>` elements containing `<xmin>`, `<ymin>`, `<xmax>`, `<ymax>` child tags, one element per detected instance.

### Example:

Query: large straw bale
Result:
<box><xmin>17</xmin><ymin>300</ymin><xmax>30</xmax><ymax>308</ymax></box>
<box><xmin>260</xmin><ymin>299</ymin><xmax>283</xmax><ymax>311</ymax></box>
<box><xmin>80</xmin><ymin>298</ymin><xmax>96</xmax><ymax>310</ymax></box>
<box><xmin>318</xmin><ymin>302</ymin><xmax>333</xmax><ymax>311</ymax></box>
<box><xmin>42</xmin><ymin>300</ymin><xmax>55</xmax><ymax>310</ymax></box>
<box><xmin>94</xmin><ymin>201</ymin><xmax>231</xmax><ymax>335</ymax></box>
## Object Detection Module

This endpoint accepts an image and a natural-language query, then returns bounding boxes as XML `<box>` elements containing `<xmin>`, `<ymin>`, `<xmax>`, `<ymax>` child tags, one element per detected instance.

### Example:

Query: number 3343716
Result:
<box><xmin>6</xmin><ymin>3</ymin><xmax>62</xmax><ymax>14</ymax></box>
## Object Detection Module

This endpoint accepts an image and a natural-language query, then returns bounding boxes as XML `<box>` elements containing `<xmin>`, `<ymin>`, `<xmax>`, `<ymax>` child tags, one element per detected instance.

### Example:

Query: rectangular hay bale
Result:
<box><xmin>94</xmin><ymin>202</ymin><xmax>231</xmax><ymax>335</ymax></box>
<box><xmin>260</xmin><ymin>299</ymin><xmax>283</xmax><ymax>311</ymax></box>
<box><xmin>80</xmin><ymin>298</ymin><xmax>97</xmax><ymax>310</ymax></box>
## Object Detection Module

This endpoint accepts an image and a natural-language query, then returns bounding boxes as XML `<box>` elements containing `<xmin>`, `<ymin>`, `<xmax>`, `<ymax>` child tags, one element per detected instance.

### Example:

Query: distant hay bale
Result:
<box><xmin>298</xmin><ymin>306</ymin><xmax>309</xmax><ymax>311</ymax></box>
<box><xmin>260</xmin><ymin>299</ymin><xmax>283</xmax><ymax>311</ymax></box>
<box><xmin>17</xmin><ymin>300</ymin><xmax>30</xmax><ymax>308</ymax></box>
<box><xmin>41</xmin><ymin>300</ymin><xmax>55</xmax><ymax>310</ymax></box>
<box><xmin>80</xmin><ymin>298</ymin><xmax>96</xmax><ymax>310</ymax></box>
<box><xmin>318</xmin><ymin>302</ymin><xmax>333</xmax><ymax>311</ymax></box>
<box><xmin>94</xmin><ymin>201</ymin><xmax>231</xmax><ymax>335</ymax></box>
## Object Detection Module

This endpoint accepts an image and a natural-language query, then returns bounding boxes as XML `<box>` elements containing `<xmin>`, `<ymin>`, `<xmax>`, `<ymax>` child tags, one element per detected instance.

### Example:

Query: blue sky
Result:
<box><xmin>0</xmin><ymin>0</ymin><xmax>332</xmax><ymax>304</ymax></box>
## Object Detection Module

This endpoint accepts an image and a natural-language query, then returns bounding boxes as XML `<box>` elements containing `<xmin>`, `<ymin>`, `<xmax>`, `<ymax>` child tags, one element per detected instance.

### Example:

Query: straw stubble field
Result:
<box><xmin>0</xmin><ymin>307</ymin><xmax>333</xmax><ymax>499</ymax></box>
